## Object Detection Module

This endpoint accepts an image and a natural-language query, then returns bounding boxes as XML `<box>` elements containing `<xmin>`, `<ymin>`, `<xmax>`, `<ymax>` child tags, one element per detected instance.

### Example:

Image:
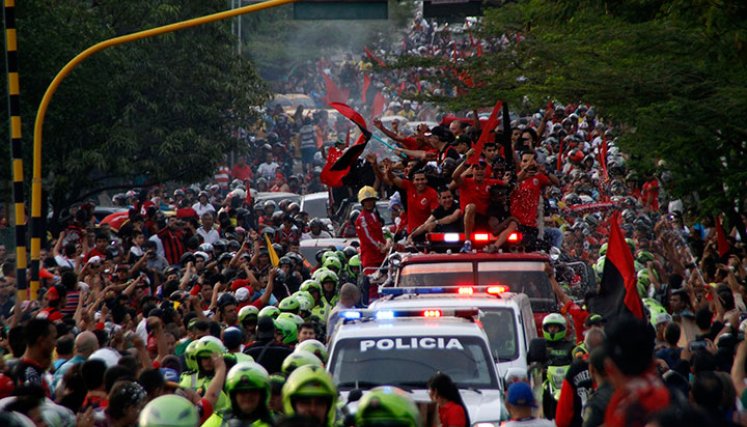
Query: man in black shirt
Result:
<box><xmin>11</xmin><ymin>318</ymin><xmax>56</xmax><ymax>398</ymax></box>
<box><xmin>243</xmin><ymin>317</ymin><xmax>292</xmax><ymax>375</ymax></box>
<box><xmin>407</xmin><ymin>188</ymin><xmax>463</xmax><ymax>244</ymax></box>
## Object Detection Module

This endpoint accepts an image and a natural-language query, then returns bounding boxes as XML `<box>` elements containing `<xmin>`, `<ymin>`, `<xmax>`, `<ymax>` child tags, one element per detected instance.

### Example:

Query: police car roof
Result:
<box><xmin>399</xmin><ymin>252</ymin><xmax>549</xmax><ymax>266</ymax></box>
<box><xmin>370</xmin><ymin>293</ymin><xmax>529</xmax><ymax>310</ymax></box>
<box><xmin>333</xmin><ymin>317</ymin><xmax>486</xmax><ymax>340</ymax></box>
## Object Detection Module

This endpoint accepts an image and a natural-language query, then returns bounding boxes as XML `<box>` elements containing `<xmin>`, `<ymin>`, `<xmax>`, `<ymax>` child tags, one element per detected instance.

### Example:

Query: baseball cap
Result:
<box><xmin>507</xmin><ymin>382</ymin><xmax>536</xmax><ymax>407</ymax></box>
<box><xmin>236</xmin><ymin>287</ymin><xmax>250</xmax><ymax>302</ymax></box>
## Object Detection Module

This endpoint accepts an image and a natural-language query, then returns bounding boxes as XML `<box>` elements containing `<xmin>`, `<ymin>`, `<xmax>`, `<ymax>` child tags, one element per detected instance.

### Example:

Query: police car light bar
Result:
<box><xmin>380</xmin><ymin>286</ymin><xmax>509</xmax><ymax>297</ymax></box>
<box><xmin>473</xmin><ymin>233</ymin><xmax>490</xmax><ymax>242</ymax></box>
<box><xmin>339</xmin><ymin>308</ymin><xmax>479</xmax><ymax>322</ymax></box>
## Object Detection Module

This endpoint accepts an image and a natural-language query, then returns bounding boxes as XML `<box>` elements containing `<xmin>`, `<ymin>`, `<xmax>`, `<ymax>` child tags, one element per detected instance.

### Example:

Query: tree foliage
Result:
<box><xmin>1</xmin><ymin>0</ymin><xmax>270</xmax><ymax>217</ymax></box>
<box><xmin>405</xmin><ymin>0</ymin><xmax>747</xmax><ymax>218</ymax></box>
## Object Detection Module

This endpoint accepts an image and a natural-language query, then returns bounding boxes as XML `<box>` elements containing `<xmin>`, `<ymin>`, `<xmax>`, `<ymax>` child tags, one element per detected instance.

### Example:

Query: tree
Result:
<box><xmin>394</xmin><ymin>0</ymin><xmax>747</xmax><ymax>227</ymax></box>
<box><xmin>1</xmin><ymin>0</ymin><xmax>270</xmax><ymax>223</ymax></box>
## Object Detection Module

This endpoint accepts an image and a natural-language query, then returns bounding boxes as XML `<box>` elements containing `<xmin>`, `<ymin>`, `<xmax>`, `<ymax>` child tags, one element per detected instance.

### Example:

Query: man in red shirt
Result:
<box><xmin>84</xmin><ymin>232</ymin><xmax>109</xmax><ymax>263</ymax></box>
<box><xmin>385</xmin><ymin>166</ymin><xmax>439</xmax><ymax>237</ymax></box>
<box><xmin>451</xmin><ymin>154</ymin><xmax>508</xmax><ymax>239</ymax></box>
<box><xmin>355</xmin><ymin>186</ymin><xmax>388</xmax><ymax>304</ymax></box>
<box><xmin>230</xmin><ymin>155</ymin><xmax>253</xmax><ymax>182</ymax></box>
<box><xmin>641</xmin><ymin>174</ymin><xmax>659</xmax><ymax>212</ymax></box>
<box><xmin>510</xmin><ymin>151</ymin><xmax>559</xmax><ymax>251</ymax></box>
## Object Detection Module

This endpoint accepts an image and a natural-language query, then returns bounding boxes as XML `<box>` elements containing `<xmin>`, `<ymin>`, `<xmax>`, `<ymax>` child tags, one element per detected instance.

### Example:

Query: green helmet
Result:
<box><xmin>295</xmin><ymin>339</ymin><xmax>329</xmax><ymax>364</ymax></box>
<box><xmin>282</xmin><ymin>365</ymin><xmax>337</xmax><ymax>426</ymax></box>
<box><xmin>293</xmin><ymin>292</ymin><xmax>314</xmax><ymax>313</ymax></box>
<box><xmin>643</xmin><ymin>297</ymin><xmax>668</xmax><ymax>327</ymax></box>
<box><xmin>139</xmin><ymin>394</ymin><xmax>199</xmax><ymax>427</ymax></box>
<box><xmin>225</xmin><ymin>361</ymin><xmax>270</xmax><ymax>402</ymax></box>
<box><xmin>625</xmin><ymin>238</ymin><xmax>636</xmax><ymax>254</ymax></box>
<box><xmin>317</xmin><ymin>270</ymin><xmax>339</xmax><ymax>286</ymax></box>
<box><xmin>348</xmin><ymin>255</ymin><xmax>361</xmax><ymax>269</ymax></box>
<box><xmin>239</xmin><ymin>305</ymin><xmax>259</xmax><ymax>324</ymax></box>
<box><xmin>542</xmin><ymin>313</ymin><xmax>567</xmax><ymax>342</ymax></box>
<box><xmin>259</xmin><ymin>306</ymin><xmax>280</xmax><ymax>319</ymax></box>
<box><xmin>320</xmin><ymin>251</ymin><xmax>338</xmax><ymax>265</ymax></box>
<box><xmin>637</xmin><ymin>269</ymin><xmax>652</xmax><ymax>287</ymax></box>
<box><xmin>311</xmin><ymin>268</ymin><xmax>331</xmax><ymax>282</ymax></box>
<box><xmin>278</xmin><ymin>312</ymin><xmax>304</xmax><ymax>329</ymax></box>
<box><xmin>356</xmin><ymin>386</ymin><xmax>421</xmax><ymax>427</ymax></box>
<box><xmin>274</xmin><ymin>317</ymin><xmax>299</xmax><ymax>346</ymax></box>
<box><xmin>279</xmin><ymin>297</ymin><xmax>301</xmax><ymax>314</ymax></box>
<box><xmin>194</xmin><ymin>336</ymin><xmax>227</xmax><ymax>359</ymax></box>
<box><xmin>269</xmin><ymin>374</ymin><xmax>286</xmax><ymax>394</ymax></box>
<box><xmin>636</xmin><ymin>250</ymin><xmax>655</xmax><ymax>264</ymax></box>
<box><xmin>598</xmin><ymin>243</ymin><xmax>608</xmax><ymax>256</ymax></box>
<box><xmin>593</xmin><ymin>256</ymin><xmax>606</xmax><ymax>278</ymax></box>
<box><xmin>224</xmin><ymin>352</ymin><xmax>254</xmax><ymax>365</ymax></box>
<box><xmin>322</xmin><ymin>257</ymin><xmax>342</xmax><ymax>273</ymax></box>
<box><xmin>301</xmin><ymin>279</ymin><xmax>323</xmax><ymax>295</ymax></box>
<box><xmin>281</xmin><ymin>350</ymin><xmax>323</xmax><ymax>377</ymax></box>
<box><xmin>184</xmin><ymin>340</ymin><xmax>200</xmax><ymax>372</ymax></box>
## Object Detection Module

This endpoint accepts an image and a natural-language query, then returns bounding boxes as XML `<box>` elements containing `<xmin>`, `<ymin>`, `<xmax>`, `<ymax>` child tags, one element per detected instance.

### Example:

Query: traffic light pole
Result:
<box><xmin>28</xmin><ymin>0</ymin><xmax>297</xmax><ymax>299</ymax></box>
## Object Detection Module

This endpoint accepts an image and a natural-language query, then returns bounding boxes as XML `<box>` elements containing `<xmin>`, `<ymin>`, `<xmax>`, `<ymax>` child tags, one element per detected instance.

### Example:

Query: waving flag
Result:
<box><xmin>364</xmin><ymin>47</ymin><xmax>387</xmax><ymax>68</ymax></box>
<box><xmin>361</xmin><ymin>74</ymin><xmax>372</xmax><ymax>103</ymax></box>
<box><xmin>320</xmin><ymin>133</ymin><xmax>370</xmax><ymax>187</ymax></box>
<box><xmin>468</xmin><ymin>100</ymin><xmax>502</xmax><ymax>164</ymax></box>
<box><xmin>329</xmin><ymin>102</ymin><xmax>370</xmax><ymax>137</ymax></box>
<box><xmin>716</xmin><ymin>215</ymin><xmax>730</xmax><ymax>258</ymax></box>
<box><xmin>590</xmin><ymin>211</ymin><xmax>644</xmax><ymax>321</ymax></box>
<box><xmin>322</xmin><ymin>74</ymin><xmax>350</xmax><ymax>104</ymax></box>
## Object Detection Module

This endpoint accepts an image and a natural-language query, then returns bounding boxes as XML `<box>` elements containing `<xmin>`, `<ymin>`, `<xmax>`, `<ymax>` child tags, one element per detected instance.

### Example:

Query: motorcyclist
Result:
<box><xmin>202</xmin><ymin>362</ymin><xmax>275</xmax><ymax>427</ymax></box>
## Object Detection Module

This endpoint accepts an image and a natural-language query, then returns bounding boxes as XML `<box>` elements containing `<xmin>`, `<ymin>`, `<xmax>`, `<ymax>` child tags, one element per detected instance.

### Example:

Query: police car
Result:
<box><xmin>370</xmin><ymin>287</ymin><xmax>537</xmax><ymax>379</ymax></box>
<box><xmin>328</xmin><ymin>309</ymin><xmax>508</xmax><ymax>425</ymax></box>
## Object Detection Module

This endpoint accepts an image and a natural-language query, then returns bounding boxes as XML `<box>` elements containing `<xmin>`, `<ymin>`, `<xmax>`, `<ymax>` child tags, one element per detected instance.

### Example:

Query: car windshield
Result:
<box><xmin>397</xmin><ymin>261</ymin><xmax>555</xmax><ymax>311</ymax></box>
<box><xmin>352</xmin><ymin>202</ymin><xmax>393</xmax><ymax>225</ymax></box>
<box><xmin>303</xmin><ymin>196</ymin><xmax>328</xmax><ymax>220</ymax></box>
<box><xmin>330</xmin><ymin>336</ymin><xmax>498</xmax><ymax>390</ymax></box>
<box><xmin>480</xmin><ymin>308</ymin><xmax>519</xmax><ymax>362</ymax></box>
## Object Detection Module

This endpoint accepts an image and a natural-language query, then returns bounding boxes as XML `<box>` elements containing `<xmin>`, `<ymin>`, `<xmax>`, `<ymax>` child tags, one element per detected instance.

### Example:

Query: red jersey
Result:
<box><xmin>641</xmin><ymin>179</ymin><xmax>659</xmax><ymax>212</ymax></box>
<box><xmin>510</xmin><ymin>173</ymin><xmax>551</xmax><ymax>227</ymax></box>
<box><xmin>231</xmin><ymin>164</ymin><xmax>253</xmax><ymax>181</ymax></box>
<box><xmin>355</xmin><ymin>209</ymin><xmax>386</xmax><ymax>268</ymax></box>
<box><xmin>400</xmin><ymin>180</ymin><xmax>439</xmax><ymax>233</ymax></box>
<box><xmin>438</xmin><ymin>401</ymin><xmax>467</xmax><ymax>427</ymax></box>
<box><xmin>459</xmin><ymin>177</ymin><xmax>505</xmax><ymax>215</ymax></box>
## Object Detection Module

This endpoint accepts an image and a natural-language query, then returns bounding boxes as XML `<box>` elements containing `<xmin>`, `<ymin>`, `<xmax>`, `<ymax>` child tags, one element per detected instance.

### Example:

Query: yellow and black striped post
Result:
<box><xmin>3</xmin><ymin>0</ymin><xmax>28</xmax><ymax>301</ymax></box>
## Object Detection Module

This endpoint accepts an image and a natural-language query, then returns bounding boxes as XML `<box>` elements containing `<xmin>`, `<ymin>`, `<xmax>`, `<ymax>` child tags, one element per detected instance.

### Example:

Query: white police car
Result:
<box><xmin>370</xmin><ymin>287</ymin><xmax>538</xmax><ymax>379</ymax></box>
<box><xmin>328</xmin><ymin>308</ymin><xmax>508</xmax><ymax>425</ymax></box>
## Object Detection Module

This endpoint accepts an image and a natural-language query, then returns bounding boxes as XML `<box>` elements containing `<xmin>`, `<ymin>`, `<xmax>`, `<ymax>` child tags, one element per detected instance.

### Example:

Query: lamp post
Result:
<box><xmin>27</xmin><ymin>0</ymin><xmax>297</xmax><ymax>299</ymax></box>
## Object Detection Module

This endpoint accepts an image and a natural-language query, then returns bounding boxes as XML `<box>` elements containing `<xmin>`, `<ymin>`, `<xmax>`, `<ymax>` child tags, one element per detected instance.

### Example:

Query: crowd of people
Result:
<box><xmin>0</xmin><ymin>10</ymin><xmax>747</xmax><ymax>427</ymax></box>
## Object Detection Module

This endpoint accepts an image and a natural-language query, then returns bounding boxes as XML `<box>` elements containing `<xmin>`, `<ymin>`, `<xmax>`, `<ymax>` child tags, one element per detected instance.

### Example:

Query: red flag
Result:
<box><xmin>320</xmin><ymin>147</ymin><xmax>345</xmax><ymax>187</ymax></box>
<box><xmin>329</xmin><ymin>102</ymin><xmax>369</xmax><ymax>136</ymax></box>
<box><xmin>716</xmin><ymin>215</ymin><xmax>730</xmax><ymax>257</ymax></box>
<box><xmin>468</xmin><ymin>100</ymin><xmax>502</xmax><ymax>164</ymax></box>
<box><xmin>361</xmin><ymin>74</ymin><xmax>371</xmax><ymax>103</ymax></box>
<box><xmin>320</xmin><ymin>133</ymin><xmax>370</xmax><ymax>187</ymax></box>
<box><xmin>364</xmin><ymin>47</ymin><xmax>386</xmax><ymax>68</ymax></box>
<box><xmin>591</xmin><ymin>211</ymin><xmax>644</xmax><ymax>320</ymax></box>
<box><xmin>371</xmin><ymin>92</ymin><xmax>386</xmax><ymax>120</ymax></box>
<box><xmin>322</xmin><ymin>74</ymin><xmax>350</xmax><ymax>105</ymax></box>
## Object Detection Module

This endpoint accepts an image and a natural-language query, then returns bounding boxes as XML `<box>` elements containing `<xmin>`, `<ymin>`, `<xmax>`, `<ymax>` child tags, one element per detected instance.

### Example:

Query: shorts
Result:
<box><xmin>301</xmin><ymin>147</ymin><xmax>316</xmax><ymax>165</ymax></box>
<box><xmin>518</xmin><ymin>225</ymin><xmax>539</xmax><ymax>251</ymax></box>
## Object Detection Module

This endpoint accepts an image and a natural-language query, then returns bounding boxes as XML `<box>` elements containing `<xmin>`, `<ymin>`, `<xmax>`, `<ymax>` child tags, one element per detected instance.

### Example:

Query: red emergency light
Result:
<box><xmin>472</xmin><ymin>233</ymin><xmax>490</xmax><ymax>242</ymax></box>
<box><xmin>423</xmin><ymin>309</ymin><xmax>442</xmax><ymax>318</ymax></box>
<box><xmin>458</xmin><ymin>287</ymin><xmax>474</xmax><ymax>295</ymax></box>
<box><xmin>507</xmin><ymin>231</ymin><xmax>522</xmax><ymax>243</ymax></box>
<box><xmin>487</xmin><ymin>285</ymin><xmax>510</xmax><ymax>295</ymax></box>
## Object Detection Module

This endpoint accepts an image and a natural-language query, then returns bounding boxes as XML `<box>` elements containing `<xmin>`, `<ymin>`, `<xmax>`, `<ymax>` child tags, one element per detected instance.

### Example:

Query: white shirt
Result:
<box><xmin>192</xmin><ymin>202</ymin><xmax>216</xmax><ymax>217</ymax></box>
<box><xmin>197</xmin><ymin>227</ymin><xmax>220</xmax><ymax>245</ymax></box>
<box><xmin>257</xmin><ymin>162</ymin><xmax>280</xmax><ymax>180</ymax></box>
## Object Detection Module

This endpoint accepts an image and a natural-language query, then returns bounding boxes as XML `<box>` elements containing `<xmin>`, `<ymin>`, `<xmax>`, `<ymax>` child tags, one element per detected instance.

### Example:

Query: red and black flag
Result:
<box><xmin>468</xmin><ymin>100</ymin><xmax>502</xmax><ymax>164</ymax></box>
<box><xmin>320</xmin><ymin>133</ymin><xmax>370</xmax><ymax>188</ymax></box>
<box><xmin>590</xmin><ymin>211</ymin><xmax>645</xmax><ymax>320</ymax></box>
<box><xmin>322</xmin><ymin>74</ymin><xmax>350</xmax><ymax>104</ymax></box>
<box><xmin>320</xmin><ymin>103</ymin><xmax>372</xmax><ymax>187</ymax></box>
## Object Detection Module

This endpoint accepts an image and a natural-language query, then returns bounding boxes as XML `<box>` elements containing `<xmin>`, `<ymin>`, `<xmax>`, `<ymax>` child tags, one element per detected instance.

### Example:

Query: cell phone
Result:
<box><xmin>689</xmin><ymin>340</ymin><xmax>707</xmax><ymax>352</ymax></box>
